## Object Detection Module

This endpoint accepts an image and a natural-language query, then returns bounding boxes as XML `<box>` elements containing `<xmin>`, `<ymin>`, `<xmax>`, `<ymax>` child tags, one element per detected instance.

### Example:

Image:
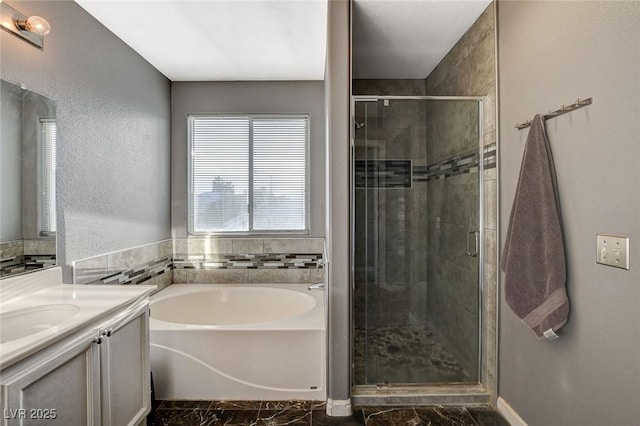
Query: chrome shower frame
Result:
<box><xmin>349</xmin><ymin>95</ymin><xmax>491</xmax><ymax>405</ymax></box>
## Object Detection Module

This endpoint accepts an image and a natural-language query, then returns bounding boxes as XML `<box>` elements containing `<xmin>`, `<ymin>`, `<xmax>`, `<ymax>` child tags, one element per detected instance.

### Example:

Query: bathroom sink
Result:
<box><xmin>0</xmin><ymin>304</ymin><xmax>80</xmax><ymax>344</ymax></box>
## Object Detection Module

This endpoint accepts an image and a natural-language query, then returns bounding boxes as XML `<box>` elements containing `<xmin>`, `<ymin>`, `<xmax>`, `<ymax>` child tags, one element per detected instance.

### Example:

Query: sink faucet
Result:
<box><xmin>308</xmin><ymin>282</ymin><xmax>325</xmax><ymax>290</ymax></box>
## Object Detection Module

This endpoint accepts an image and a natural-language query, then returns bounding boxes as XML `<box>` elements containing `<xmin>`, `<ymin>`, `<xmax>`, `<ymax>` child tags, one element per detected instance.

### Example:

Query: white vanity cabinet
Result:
<box><xmin>98</xmin><ymin>300</ymin><xmax>150</xmax><ymax>426</ymax></box>
<box><xmin>0</xmin><ymin>298</ymin><xmax>150</xmax><ymax>426</ymax></box>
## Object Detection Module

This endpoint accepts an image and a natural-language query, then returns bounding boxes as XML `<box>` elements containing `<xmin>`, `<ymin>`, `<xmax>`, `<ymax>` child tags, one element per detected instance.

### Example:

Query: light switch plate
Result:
<box><xmin>596</xmin><ymin>234</ymin><xmax>629</xmax><ymax>270</ymax></box>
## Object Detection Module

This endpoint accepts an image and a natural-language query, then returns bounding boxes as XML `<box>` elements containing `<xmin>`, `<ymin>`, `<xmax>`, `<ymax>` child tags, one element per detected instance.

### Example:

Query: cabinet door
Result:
<box><xmin>1</xmin><ymin>329</ymin><xmax>101</xmax><ymax>426</ymax></box>
<box><xmin>100</xmin><ymin>303</ymin><xmax>150</xmax><ymax>426</ymax></box>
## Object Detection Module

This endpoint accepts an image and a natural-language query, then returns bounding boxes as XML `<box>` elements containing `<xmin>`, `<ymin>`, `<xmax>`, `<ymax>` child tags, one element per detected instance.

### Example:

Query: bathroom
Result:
<box><xmin>1</xmin><ymin>1</ymin><xmax>638</xmax><ymax>425</ymax></box>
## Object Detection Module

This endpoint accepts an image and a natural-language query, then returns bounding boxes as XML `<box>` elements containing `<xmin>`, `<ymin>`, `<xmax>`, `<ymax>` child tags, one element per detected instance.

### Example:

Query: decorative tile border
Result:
<box><xmin>413</xmin><ymin>143</ymin><xmax>496</xmax><ymax>183</ymax></box>
<box><xmin>355</xmin><ymin>160</ymin><xmax>412</xmax><ymax>188</ymax></box>
<box><xmin>413</xmin><ymin>150</ymin><xmax>478</xmax><ymax>182</ymax></box>
<box><xmin>74</xmin><ymin>256</ymin><xmax>172</xmax><ymax>285</ymax></box>
<box><xmin>1</xmin><ymin>240</ymin><xmax>25</xmax><ymax>277</ymax></box>
<box><xmin>483</xmin><ymin>143</ymin><xmax>497</xmax><ymax>170</ymax></box>
<box><xmin>73</xmin><ymin>239</ymin><xmax>173</xmax><ymax>285</ymax></box>
<box><xmin>98</xmin><ymin>256</ymin><xmax>173</xmax><ymax>285</ymax></box>
<box><xmin>0</xmin><ymin>256</ymin><xmax>26</xmax><ymax>277</ymax></box>
<box><xmin>353</xmin><ymin>144</ymin><xmax>496</xmax><ymax>187</ymax></box>
<box><xmin>1</xmin><ymin>243</ymin><xmax>56</xmax><ymax>277</ymax></box>
<box><xmin>24</xmin><ymin>254</ymin><xmax>56</xmax><ymax>271</ymax></box>
<box><xmin>173</xmin><ymin>253</ymin><xmax>324</xmax><ymax>270</ymax></box>
<box><xmin>73</xmin><ymin>238</ymin><xmax>325</xmax><ymax>285</ymax></box>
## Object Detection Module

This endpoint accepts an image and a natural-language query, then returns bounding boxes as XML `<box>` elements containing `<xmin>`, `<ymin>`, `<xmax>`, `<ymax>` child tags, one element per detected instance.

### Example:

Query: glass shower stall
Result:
<box><xmin>351</xmin><ymin>96</ymin><xmax>484</xmax><ymax>388</ymax></box>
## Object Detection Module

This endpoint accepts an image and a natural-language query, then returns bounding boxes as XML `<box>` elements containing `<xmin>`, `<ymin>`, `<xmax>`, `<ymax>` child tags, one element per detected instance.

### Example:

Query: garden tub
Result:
<box><xmin>149</xmin><ymin>283</ymin><xmax>326</xmax><ymax>400</ymax></box>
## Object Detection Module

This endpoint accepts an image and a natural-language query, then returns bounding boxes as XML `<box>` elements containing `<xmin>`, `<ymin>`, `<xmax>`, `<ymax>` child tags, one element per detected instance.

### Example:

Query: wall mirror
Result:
<box><xmin>1</xmin><ymin>79</ymin><xmax>57</xmax><ymax>278</ymax></box>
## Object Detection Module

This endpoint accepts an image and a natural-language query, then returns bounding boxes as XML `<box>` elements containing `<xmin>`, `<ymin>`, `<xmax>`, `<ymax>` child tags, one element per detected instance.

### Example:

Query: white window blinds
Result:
<box><xmin>188</xmin><ymin>115</ymin><xmax>309</xmax><ymax>234</ymax></box>
<box><xmin>40</xmin><ymin>118</ymin><xmax>56</xmax><ymax>235</ymax></box>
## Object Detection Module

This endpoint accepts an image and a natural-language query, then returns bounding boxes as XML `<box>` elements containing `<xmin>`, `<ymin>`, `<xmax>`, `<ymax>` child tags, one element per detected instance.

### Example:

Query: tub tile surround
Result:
<box><xmin>73</xmin><ymin>237</ymin><xmax>325</xmax><ymax>287</ymax></box>
<box><xmin>149</xmin><ymin>400</ymin><xmax>509</xmax><ymax>425</ymax></box>
<box><xmin>73</xmin><ymin>239</ymin><xmax>173</xmax><ymax>292</ymax></box>
<box><xmin>0</xmin><ymin>239</ymin><xmax>56</xmax><ymax>277</ymax></box>
<box><xmin>173</xmin><ymin>237</ymin><xmax>325</xmax><ymax>284</ymax></box>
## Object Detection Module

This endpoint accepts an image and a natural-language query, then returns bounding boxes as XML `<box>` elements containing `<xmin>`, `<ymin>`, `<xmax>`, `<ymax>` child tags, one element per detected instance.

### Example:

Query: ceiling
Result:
<box><xmin>75</xmin><ymin>0</ymin><xmax>491</xmax><ymax>82</ymax></box>
<box><xmin>75</xmin><ymin>0</ymin><xmax>328</xmax><ymax>81</ymax></box>
<box><xmin>353</xmin><ymin>0</ymin><xmax>492</xmax><ymax>79</ymax></box>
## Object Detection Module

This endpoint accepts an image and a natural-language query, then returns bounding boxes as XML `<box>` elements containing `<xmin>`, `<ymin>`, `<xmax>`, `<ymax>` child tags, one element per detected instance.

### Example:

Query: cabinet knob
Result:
<box><xmin>93</xmin><ymin>336</ymin><xmax>103</xmax><ymax>344</ymax></box>
<box><xmin>102</xmin><ymin>328</ymin><xmax>113</xmax><ymax>337</ymax></box>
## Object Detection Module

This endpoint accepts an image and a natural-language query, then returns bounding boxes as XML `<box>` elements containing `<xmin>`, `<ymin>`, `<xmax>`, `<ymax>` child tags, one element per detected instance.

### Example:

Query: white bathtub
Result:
<box><xmin>149</xmin><ymin>283</ymin><xmax>326</xmax><ymax>401</ymax></box>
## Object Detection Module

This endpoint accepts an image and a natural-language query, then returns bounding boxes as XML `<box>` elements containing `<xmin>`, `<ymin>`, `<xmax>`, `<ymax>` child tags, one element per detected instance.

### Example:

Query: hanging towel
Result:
<box><xmin>501</xmin><ymin>114</ymin><xmax>569</xmax><ymax>340</ymax></box>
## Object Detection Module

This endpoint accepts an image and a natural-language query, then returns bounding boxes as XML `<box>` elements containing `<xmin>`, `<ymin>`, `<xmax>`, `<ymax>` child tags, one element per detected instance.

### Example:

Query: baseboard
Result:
<box><xmin>497</xmin><ymin>397</ymin><xmax>528</xmax><ymax>426</ymax></box>
<box><xmin>326</xmin><ymin>398</ymin><xmax>353</xmax><ymax>417</ymax></box>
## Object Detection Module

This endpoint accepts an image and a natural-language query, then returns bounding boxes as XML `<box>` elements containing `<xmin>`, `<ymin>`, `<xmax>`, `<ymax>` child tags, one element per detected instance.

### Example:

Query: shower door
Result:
<box><xmin>352</xmin><ymin>96</ymin><xmax>482</xmax><ymax>386</ymax></box>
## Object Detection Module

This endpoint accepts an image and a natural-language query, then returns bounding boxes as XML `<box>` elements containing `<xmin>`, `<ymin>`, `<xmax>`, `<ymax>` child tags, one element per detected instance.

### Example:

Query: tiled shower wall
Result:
<box><xmin>424</xmin><ymin>2</ymin><xmax>497</xmax><ymax>392</ymax></box>
<box><xmin>352</xmin><ymin>80</ymin><xmax>429</xmax><ymax>328</ymax></box>
<box><xmin>351</xmin><ymin>1</ymin><xmax>497</xmax><ymax>389</ymax></box>
<box><xmin>351</xmin><ymin>88</ymin><xmax>488</xmax><ymax>377</ymax></box>
<box><xmin>73</xmin><ymin>238</ymin><xmax>325</xmax><ymax>290</ymax></box>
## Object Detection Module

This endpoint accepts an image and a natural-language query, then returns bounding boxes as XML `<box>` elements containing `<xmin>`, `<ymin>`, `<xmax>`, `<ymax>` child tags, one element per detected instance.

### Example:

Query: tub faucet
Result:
<box><xmin>308</xmin><ymin>282</ymin><xmax>325</xmax><ymax>290</ymax></box>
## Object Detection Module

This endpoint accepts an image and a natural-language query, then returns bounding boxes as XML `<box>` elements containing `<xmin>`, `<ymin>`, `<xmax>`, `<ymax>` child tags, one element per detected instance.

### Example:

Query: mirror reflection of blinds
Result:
<box><xmin>40</xmin><ymin>118</ymin><xmax>56</xmax><ymax>235</ymax></box>
<box><xmin>188</xmin><ymin>115</ymin><xmax>309</xmax><ymax>234</ymax></box>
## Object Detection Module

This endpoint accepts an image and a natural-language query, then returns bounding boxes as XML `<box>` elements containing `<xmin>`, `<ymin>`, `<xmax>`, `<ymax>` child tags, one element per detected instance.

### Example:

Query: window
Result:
<box><xmin>188</xmin><ymin>114</ymin><xmax>309</xmax><ymax>234</ymax></box>
<box><xmin>40</xmin><ymin>118</ymin><xmax>56</xmax><ymax>235</ymax></box>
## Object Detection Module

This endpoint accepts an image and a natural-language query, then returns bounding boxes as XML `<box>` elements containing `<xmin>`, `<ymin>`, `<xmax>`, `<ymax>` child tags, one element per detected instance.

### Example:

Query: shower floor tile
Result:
<box><xmin>353</xmin><ymin>325</ymin><xmax>475</xmax><ymax>385</ymax></box>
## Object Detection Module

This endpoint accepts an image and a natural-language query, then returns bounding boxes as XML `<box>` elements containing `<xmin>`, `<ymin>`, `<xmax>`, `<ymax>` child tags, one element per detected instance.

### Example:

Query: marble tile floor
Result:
<box><xmin>148</xmin><ymin>400</ymin><xmax>510</xmax><ymax>425</ymax></box>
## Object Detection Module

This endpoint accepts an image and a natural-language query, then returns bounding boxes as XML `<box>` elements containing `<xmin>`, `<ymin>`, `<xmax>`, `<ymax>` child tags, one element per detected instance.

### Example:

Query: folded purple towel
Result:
<box><xmin>501</xmin><ymin>114</ymin><xmax>569</xmax><ymax>340</ymax></box>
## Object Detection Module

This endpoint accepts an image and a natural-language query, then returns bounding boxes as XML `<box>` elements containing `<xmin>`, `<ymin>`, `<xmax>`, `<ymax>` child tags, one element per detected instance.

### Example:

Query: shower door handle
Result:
<box><xmin>467</xmin><ymin>231</ymin><xmax>479</xmax><ymax>257</ymax></box>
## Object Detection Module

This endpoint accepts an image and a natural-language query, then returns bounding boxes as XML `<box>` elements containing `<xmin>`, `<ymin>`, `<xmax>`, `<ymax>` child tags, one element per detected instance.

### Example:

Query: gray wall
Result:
<box><xmin>498</xmin><ymin>2</ymin><xmax>640</xmax><ymax>424</ymax></box>
<box><xmin>325</xmin><ymin>0</ymin><xmax>351</xmax><ymax>407</ymax></box>
<box><xmin>171</xmin><ymin>81</ymin><xmax>325</xmax><ymax>238</ymax></box>
<box><xmin>1</xmin><ymin>1</ymin><xmax>171</xmax><ymax>282</ymax></box>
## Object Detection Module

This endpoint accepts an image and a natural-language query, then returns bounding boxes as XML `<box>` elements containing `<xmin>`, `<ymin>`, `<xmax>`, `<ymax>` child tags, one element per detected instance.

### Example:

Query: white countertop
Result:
<box><xmin>0</xmin><ymin>268</ymin><xmax>155</xmax><ymax>370</ymax></box>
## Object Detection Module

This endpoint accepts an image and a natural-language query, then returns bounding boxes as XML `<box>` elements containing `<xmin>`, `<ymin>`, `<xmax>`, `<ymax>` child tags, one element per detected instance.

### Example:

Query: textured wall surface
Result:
<box><xmin>498</xmin><ymin>2</ymin><xmax>640</xmax><ymax>425</ymax></box>
<box><xmin>171</xmin><ymin>81</ymin><xmax>325</xmax><ymax>238</ymax></box>
<box><xmin>1</xmin><ymin>1</ymin><xmax>171</xmax><ymax>282</ymax></box>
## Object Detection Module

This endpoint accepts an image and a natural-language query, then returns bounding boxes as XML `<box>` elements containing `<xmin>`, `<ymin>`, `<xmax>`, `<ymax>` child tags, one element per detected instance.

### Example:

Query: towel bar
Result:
<box><xmin>516</xmin><ymin>98</ymin><xmax>593</xmax><ymax>130</ymax></box>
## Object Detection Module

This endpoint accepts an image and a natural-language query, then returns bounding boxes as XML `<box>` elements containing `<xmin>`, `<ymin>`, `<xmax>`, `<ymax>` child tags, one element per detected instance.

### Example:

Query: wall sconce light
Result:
<box><xmin>1</xmin><ymin>3</ymin><xmax>51</xmax><ymax>49</ymax></box>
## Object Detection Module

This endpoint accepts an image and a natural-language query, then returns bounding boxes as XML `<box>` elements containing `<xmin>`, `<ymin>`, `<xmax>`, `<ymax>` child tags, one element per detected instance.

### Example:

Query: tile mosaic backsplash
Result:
<box><xmin>413</xmin><ymin>150</ymin><xmax>479</xmax><ymax>182</ymax></box>
<box><xmin>483</xmin><ymin>143</ymin><xmax>497</xmax><ymax>170</ymax></box>
<box><xmin>73</xmin><ymin>238</ymin><xmax>325</xmax><ymax>287</ymax></box>
<box><xmin>73</xmin><ymin>239</ymin><xmax>173</xmax><ymax>292</ymax></box>
<box><xmin>173</xmin><ymin>253</ymin><xmax>323</xmax><ymax>270</ymax></box>
<box><xmin>354</xmin><ymin>143</ymin><xmax>496</xmax><ymax>189</ymax></box>
<box><xmin>354</xmin><ymin>160</ymin><xmax>412</xmax><ymax>188</ymax></box>
<box><xmin>173</xmin><ymin>238</ymin><xmax>325</xmax><ymax>284</ymax></box>
<box><xmin>1</xmin><ymin>239</ymin><xmax>56</xmax><ymax>277</ymax></box>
